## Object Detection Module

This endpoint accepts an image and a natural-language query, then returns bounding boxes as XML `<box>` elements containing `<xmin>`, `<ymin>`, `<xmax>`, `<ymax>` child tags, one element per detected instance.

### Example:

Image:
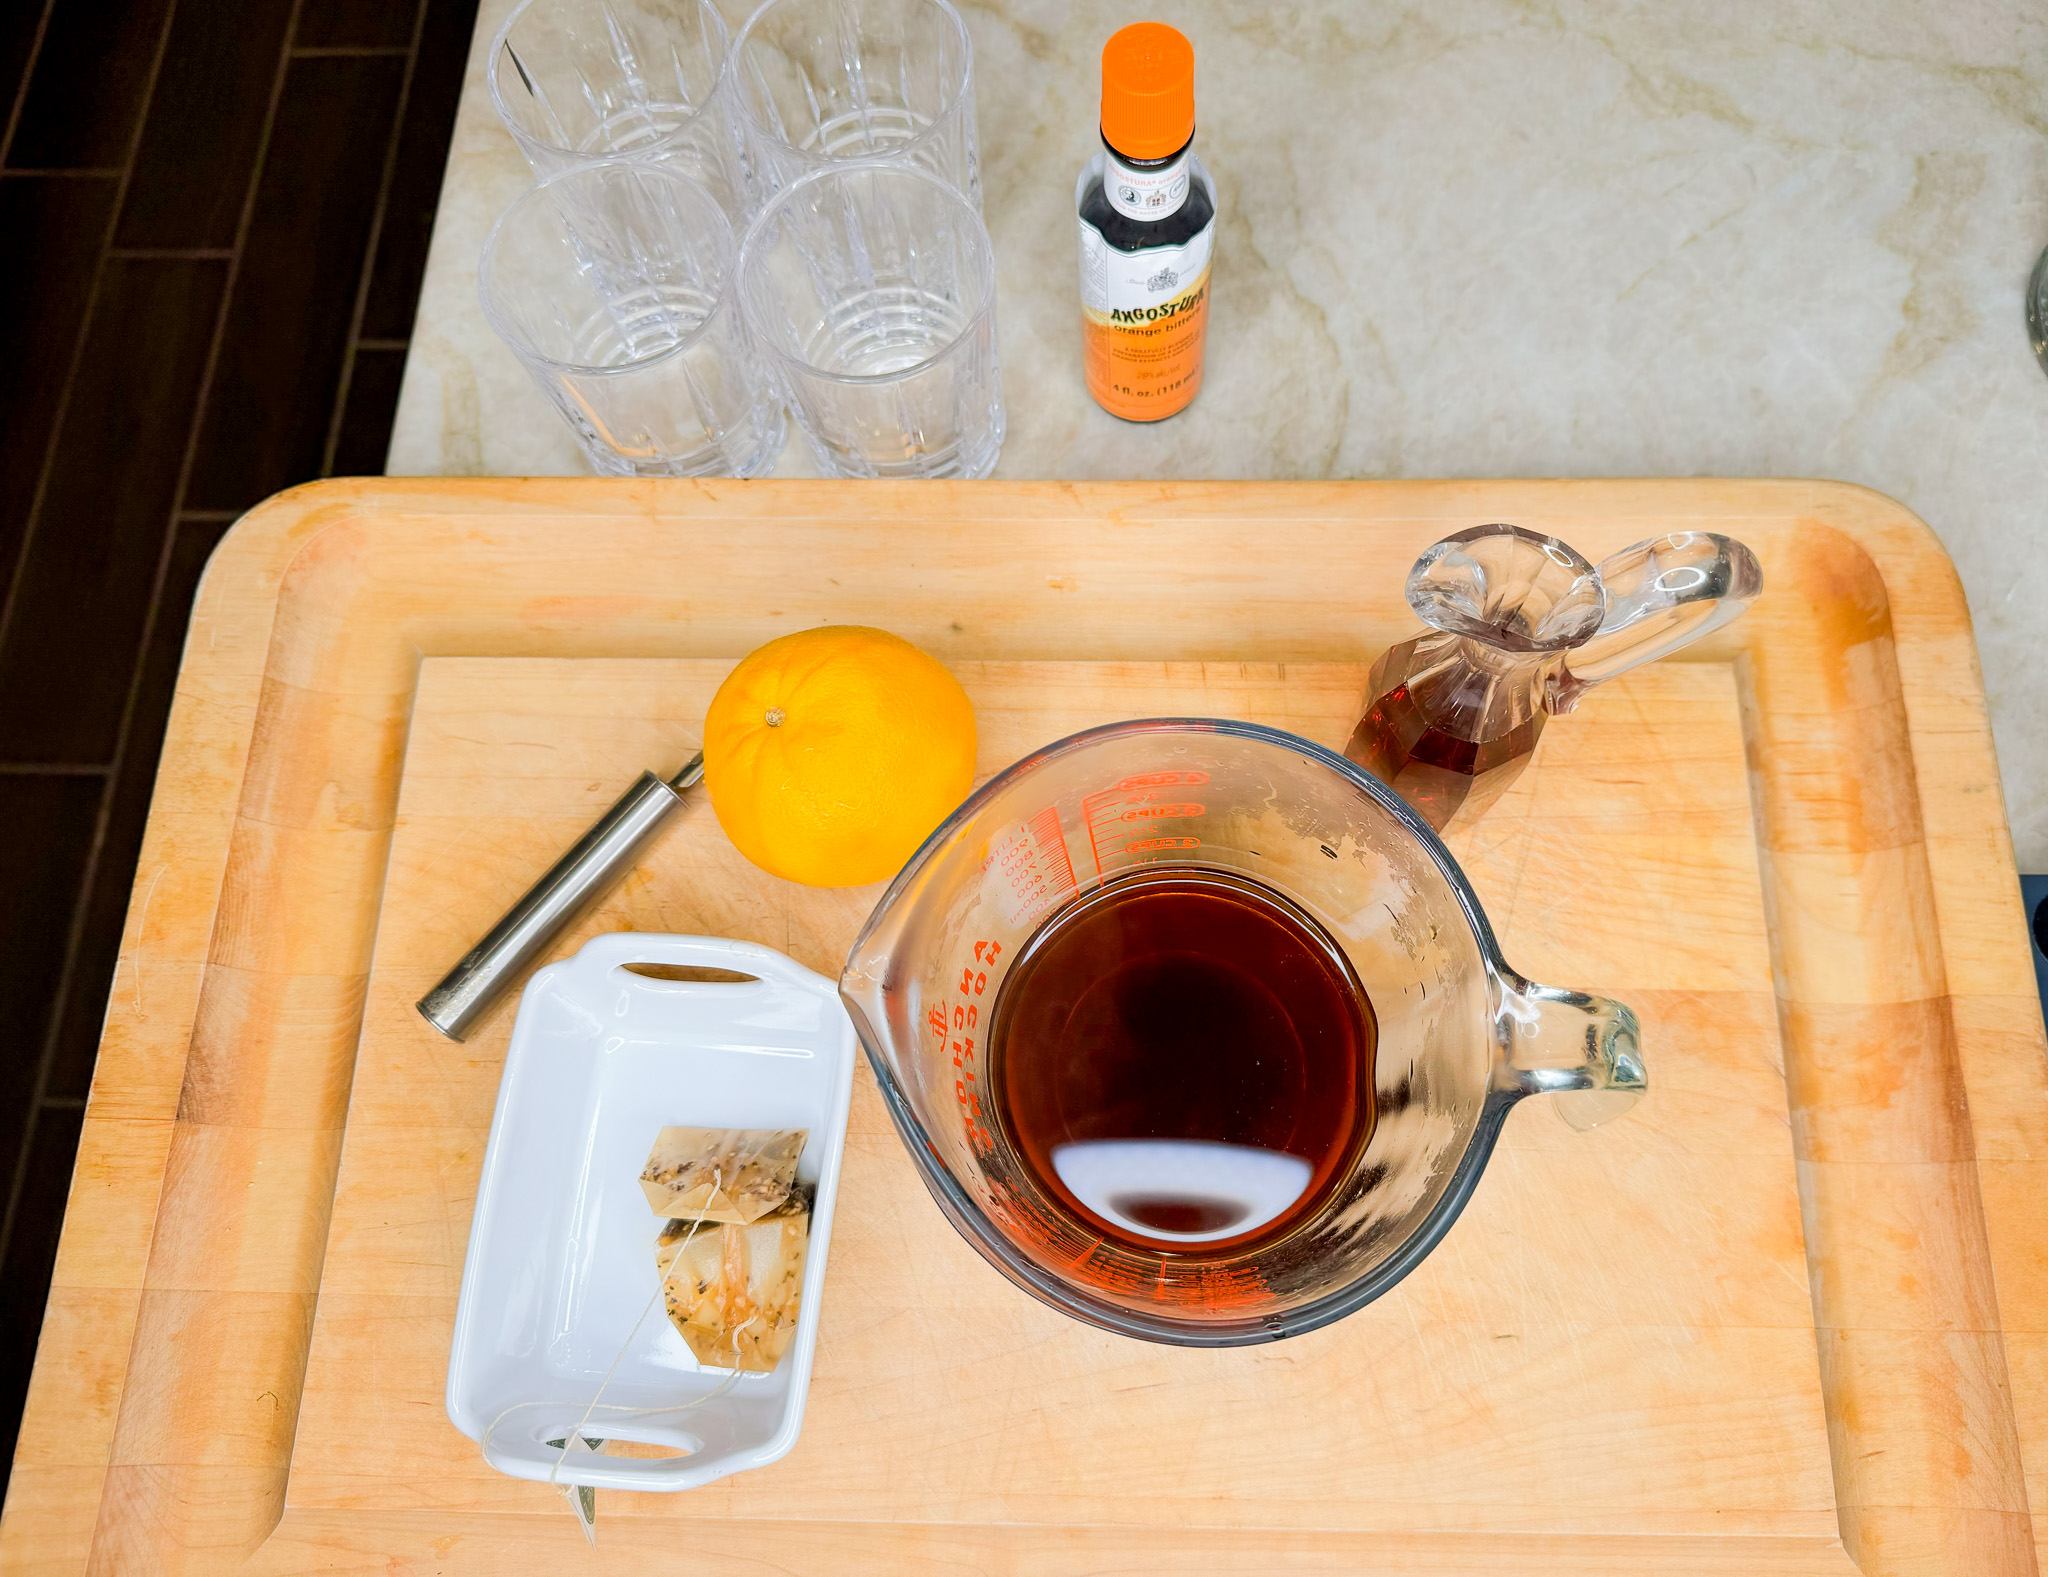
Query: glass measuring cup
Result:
<box><xmin>839</xmin><ymin>719</ymin><xmax>1646</xmax><ymax>1345</ymax></box>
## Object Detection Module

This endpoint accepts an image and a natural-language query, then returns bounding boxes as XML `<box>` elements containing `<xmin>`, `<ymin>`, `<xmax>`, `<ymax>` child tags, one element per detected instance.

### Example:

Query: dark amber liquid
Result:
<box><xmin>1345</xmin><ymin>664</ymin><xmax>1543</xmax><ymax>831</ymax></box>
<box><xmin>987</xmin><ymin>867</ymin><xmax>1376</xmax><ymax>1255</ymax></box>
<box><xmin>1335</xmin><ymin>626</ymin><xmax>1540</xmax><ymax>827</ymax></box>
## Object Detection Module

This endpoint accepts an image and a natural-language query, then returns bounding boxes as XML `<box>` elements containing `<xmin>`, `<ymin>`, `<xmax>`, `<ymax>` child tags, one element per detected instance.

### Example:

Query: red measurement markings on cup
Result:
<box><xmin>1082</xmin><ymin>770</ymin><xmax>1209</xmax><ymax>873</ymax></box>
<box><xmin>982</xmin><ymin>803</ymin><xmax>1079</xmax><ymax>929</ymax></box>
<box><xmin>930</xmin><ymin>937</ymin><xmax>1002</xmax><ymax>1153</ymax></box>
<box><xmin>1094</xmin><ymin>1253</ymin><xmax>1268</xmax><ymax>1307</ymax></box>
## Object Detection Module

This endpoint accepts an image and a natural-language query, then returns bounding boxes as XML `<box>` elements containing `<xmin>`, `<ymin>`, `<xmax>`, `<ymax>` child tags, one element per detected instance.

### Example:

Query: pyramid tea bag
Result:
<box><xmin>657</xmin><ymin>1193</ymin><xmax>809</xmax><ymax>1372</ymax></box>
<box><xmin>640</xmin><ymin>1127</ymin><xmax>806</xmax><ymax>1224</ymax></box>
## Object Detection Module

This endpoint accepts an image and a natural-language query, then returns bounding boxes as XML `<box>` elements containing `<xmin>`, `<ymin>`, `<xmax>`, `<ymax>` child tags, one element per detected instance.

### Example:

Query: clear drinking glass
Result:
<box><xmin>736</xmin><ymin>161</ymin><xmax>1002</xmax><ymax>478</ymax></box>
<box><xmin>730</xmin><ymin>0</ymin><xmax>979</xmax><ymax>212</ymax></box>
<box><xmin>488</xmin><ymin>0</ymin><xmax>744</xmax><ymax>210</ymax></box>
<box><xmin>839</xmin><ymin>719</ymin><xmax>1646</xmax><ymax>1345</ymax></box>
<box><xmin>479</xmin><ymin>162</ymin><xmax>785</xmax><ymax>478</ymax></box>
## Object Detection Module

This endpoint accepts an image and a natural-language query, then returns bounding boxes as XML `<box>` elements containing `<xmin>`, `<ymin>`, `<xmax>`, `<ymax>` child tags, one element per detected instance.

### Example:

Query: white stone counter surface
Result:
<box><xmin>389</xmin><ymin>0</ymin><xmax>2048</xmax><ymax>866</ymax></box>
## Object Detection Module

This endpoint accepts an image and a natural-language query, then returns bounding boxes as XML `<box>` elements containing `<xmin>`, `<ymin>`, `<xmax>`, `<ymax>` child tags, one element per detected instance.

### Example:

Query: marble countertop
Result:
<box><xmin>389</xmin><ymin>0</ymin><xmax>2048</xmax><ymax>868</ymax></box>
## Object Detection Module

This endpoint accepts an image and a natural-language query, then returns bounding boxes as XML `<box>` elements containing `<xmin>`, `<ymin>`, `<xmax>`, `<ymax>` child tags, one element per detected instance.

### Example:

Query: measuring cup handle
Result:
<box><xmin>1494</xmin><ymin>976</ymin><xmax>1647</xmax><ymax>1130</ymax></box>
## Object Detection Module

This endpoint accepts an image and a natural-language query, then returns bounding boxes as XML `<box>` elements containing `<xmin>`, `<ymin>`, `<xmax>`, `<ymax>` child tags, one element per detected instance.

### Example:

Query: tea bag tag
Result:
<box><xmin>544</xmin><ymin>1435</ymin><xmax>604</xmax><ymax>1545</ymax></box>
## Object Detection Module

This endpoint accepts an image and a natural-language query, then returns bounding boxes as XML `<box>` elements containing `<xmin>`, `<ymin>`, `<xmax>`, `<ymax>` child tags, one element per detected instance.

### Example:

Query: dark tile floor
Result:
<box><xmin>2025</xmin><ymin>877</ymin><xmax>2048</xmax><ymax>1041</ymax></box>
<box><xmin>0</xmin><ymin>0</ymin><xmax>477</xmax><ymax>1495</ymax></box>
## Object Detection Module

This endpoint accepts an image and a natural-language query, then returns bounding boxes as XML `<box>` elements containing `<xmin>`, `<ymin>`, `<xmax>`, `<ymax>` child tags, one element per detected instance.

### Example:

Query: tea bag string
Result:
<box><xmin>547</xmin><ymin>1166</ymin><xmax>732</xmax><ymax>1491</ymax></box>
<box><xmin>477</xmin><ymin>1169</ymin><xmax>742</xmax><ymax>1490</ymax></box>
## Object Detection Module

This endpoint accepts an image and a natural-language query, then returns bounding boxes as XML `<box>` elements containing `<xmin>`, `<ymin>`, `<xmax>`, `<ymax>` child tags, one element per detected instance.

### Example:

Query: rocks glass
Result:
<box><xmin>736</xmin><ymin>161</ymin><xmax>1002</xmax><ymax>479</ymax></box>
<box><xmin>479</xmin><ymin>161</ymin><xmax>784</xmax><ymax>478</ymax></box>
<box><xmin>730</xmin><ymin>0</ymin><xmax>979</xmax><ymax>212</ymax></box>
<box><xmin>488</xmin><ymin>0</ymin><xmax>745</xmax><ymax>212</ymax></box>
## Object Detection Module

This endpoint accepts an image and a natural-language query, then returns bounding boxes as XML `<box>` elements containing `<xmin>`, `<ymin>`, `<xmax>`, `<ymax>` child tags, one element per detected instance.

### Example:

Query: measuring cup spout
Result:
<box><xmin>839</xmin><ymin>921</ymin><xmax>901</xmax><ymax>1085</ymax></box>
<box><xmin>837</xmin><ymin>962</ymin><xmax>885</xmax><ymax>1063</ymax></box>
<box><xmin>840</xmin><ymin>851</ymin><xmax>948</xmax><ymax>1105</ymax></box>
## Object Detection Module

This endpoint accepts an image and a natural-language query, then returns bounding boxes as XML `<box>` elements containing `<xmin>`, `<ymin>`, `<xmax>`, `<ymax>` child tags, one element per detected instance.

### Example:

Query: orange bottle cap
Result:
<box><xmin>1100</xmin><ymin>22</ymin><xmax>1195</xmax><ymax>162</ymax></box>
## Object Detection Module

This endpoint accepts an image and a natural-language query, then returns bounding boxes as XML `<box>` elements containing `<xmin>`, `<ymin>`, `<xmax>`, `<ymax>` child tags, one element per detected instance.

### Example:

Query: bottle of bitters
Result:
<box><xmin>1078</xmin><ymin>22</ymin><xmax>1216</xmax><ymax>422</ymax></box>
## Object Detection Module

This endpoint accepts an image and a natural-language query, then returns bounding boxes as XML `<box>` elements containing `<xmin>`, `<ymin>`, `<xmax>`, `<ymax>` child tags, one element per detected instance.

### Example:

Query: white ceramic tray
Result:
<box><xmin>444</xmin><ymin>933</ymin><xmax>856</xmax><ymax>1491</ymax></box>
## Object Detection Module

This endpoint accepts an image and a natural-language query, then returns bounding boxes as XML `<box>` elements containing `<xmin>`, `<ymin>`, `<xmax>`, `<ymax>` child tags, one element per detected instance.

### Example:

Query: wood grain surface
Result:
<box><xmin>0</xmin><ymin>479</ymin><xmax>2040</xmax><ymax>1576</ymax></box>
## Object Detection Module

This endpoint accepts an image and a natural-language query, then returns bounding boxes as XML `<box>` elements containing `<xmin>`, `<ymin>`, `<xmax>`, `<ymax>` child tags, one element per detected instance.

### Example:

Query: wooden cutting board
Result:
<box><xmin>2</xmin><ymin>480</ymin><xmax>2042</xmax><ymax>1576</ymax></box>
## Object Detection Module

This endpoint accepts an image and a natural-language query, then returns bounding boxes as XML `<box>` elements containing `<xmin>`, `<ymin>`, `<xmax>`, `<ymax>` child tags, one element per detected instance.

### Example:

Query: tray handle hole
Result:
<box><xmin>542</xmin><ymin>1428</ymin><xmax>703</xmax><ymax>1460</ymax></box>
<box><xmin>619</xmin><ymin>962</ymin><xmax>761</xmax><ymax>984</ymax></box>
<box><xmin>600</xmin><ymin>1437</ymin><xmax>696</xmax><ymax>1460</ymax></box>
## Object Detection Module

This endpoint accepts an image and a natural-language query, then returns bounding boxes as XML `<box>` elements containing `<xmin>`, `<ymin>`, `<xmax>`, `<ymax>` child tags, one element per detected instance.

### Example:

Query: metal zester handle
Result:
<box><xmin>415</xmin><ymin>754</ymin><xmax>705</xmax><ymax>1041</ymax></box>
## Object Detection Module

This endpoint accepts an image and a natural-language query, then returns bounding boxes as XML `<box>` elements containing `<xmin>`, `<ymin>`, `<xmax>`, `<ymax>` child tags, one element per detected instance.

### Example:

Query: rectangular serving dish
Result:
<box><xmin>446</xmin><ymin>932</ymin><xmax>856</xmax><ymax>1493</ymax></box>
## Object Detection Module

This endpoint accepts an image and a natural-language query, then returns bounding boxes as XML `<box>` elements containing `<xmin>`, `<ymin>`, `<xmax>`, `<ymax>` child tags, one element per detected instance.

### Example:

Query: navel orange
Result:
<box><xmin>702</xmin><ymin>626</ymin><xmax>976</xmax><ymax>887</ymax></box>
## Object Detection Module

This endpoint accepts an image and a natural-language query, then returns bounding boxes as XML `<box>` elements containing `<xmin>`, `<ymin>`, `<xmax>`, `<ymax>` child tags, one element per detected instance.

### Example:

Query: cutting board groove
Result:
<box><xmin>1</xmin><ymin>479</ymin><xmax>2041</xmax><ymax>1577</ymax></box>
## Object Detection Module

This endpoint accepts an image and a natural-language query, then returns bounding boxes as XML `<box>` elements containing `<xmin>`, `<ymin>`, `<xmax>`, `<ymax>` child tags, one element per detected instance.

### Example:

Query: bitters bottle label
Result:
<box><xmin>1078</xmin><ymin>204</ymin><xmax>1213</xmax><ymax>421</ymax></box>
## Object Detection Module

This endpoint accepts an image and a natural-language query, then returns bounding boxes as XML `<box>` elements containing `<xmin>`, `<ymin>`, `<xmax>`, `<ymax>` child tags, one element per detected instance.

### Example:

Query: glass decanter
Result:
<box><xmin>1345</xmin><ymin>524</ymin><xmax>1763</xmax><ymax>833</ymax></box>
